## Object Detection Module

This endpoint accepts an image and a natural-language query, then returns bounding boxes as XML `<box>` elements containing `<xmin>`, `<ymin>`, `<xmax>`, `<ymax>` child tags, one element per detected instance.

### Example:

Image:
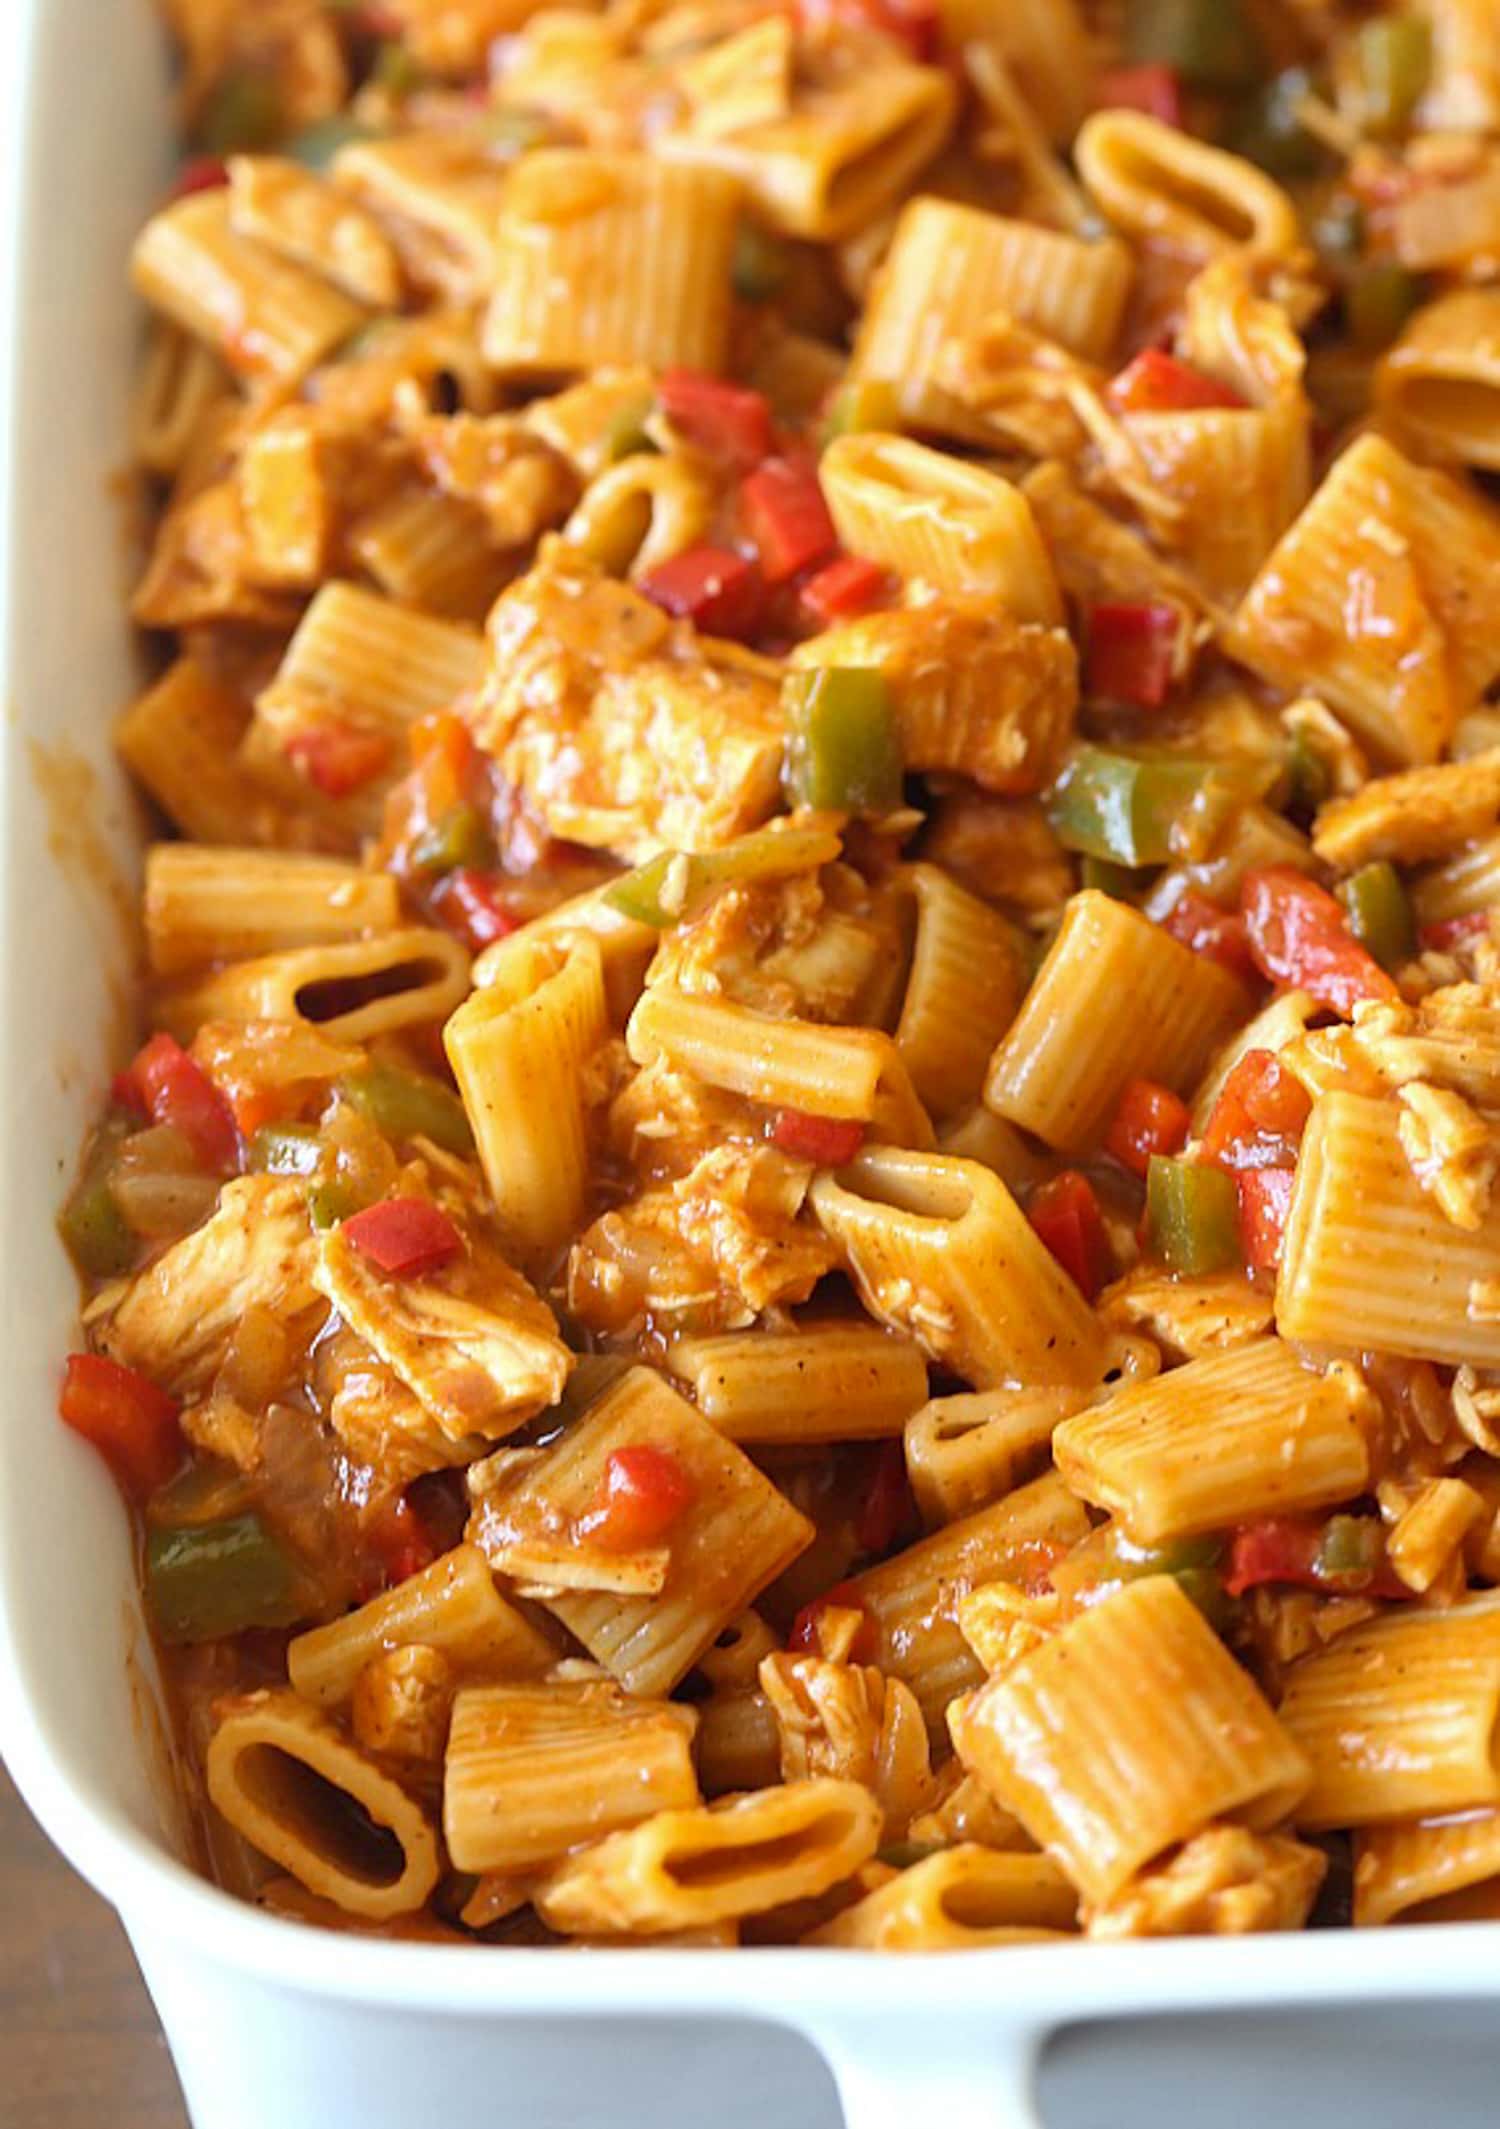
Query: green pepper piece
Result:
<box><xmin>821</xmin><ymin>380</ymin><xmax>902</xmax><ymax>446</ymax></box>
<box><xmin>1354</xmin><ymin>16</ymin><xmax>1432</xmax><ymax>137</ymax></box>
<box><xmin>308</xmin><ymin>1176</ymin><xmax>364</xmax><ymax>1231</ymax></box>
<box><xmin>1146</xmin><ymin>1155</ymin><xmax>1242</xmax><ymax>1274</ymax></box>
<box><xmin>286</xmin><ymin>114</ymin><xmax>376</xmax><ymax>168</ymax></box>
<box><xmin>1344</xmin><ymin>261</ymin><xmax>1423</xmax><ymax>353</ymax></box>
<box><xmin>604</xmin><ymin>821</ymin><xmax>843</xmax><ymax>928</ymax></box>
<box><xmin>1109</xmin><ymin>1530</ymin><xmax>1224</xmax><ymax>1577</ymax></box>
<box><xmin>1124</xmin><ymin>0</ymin><xmax>1266</xmax><ymax>91</ymax></box>
<box><xmin>199</xmin><ymin>68</ymin><xmax>284</xmax><ymax>154</ymax></box>
<box><xmin>733</xmin><ymin>221</ymin><xmax>791</xmax><ymax>303</ymax></box>
<box><xmin>605</xmin><ymin>394</ymin><xmax>657</xmax><ymax>464</ymax></box>
<box><xmin>783</xmin><ymin>670</ymin><xmax>903</xmax><ymax>815</ymax></box>
<box><xmin>408</xmin><ymin>801</ymin><xmax>494</xmax><ymax>878</ymax></box>
<box><xmin>1174</xmin><ymin>1565</ymin><xmax>1239</xmax><ymax>1633</ymax></box>
<box><xmin>247</xmin><ymin>1121</ymin><xmax>325</xmax><ymax>1177</ymax></box>
<box><xmin>1047</xmin><ymin>746</ymin><xmax>1254</xmax><ymax>868</ymax></box>
<box><xmin>146</xmin><ymin>1514</ymin><xmax>302</xmax><ymax>1644</ymax></box>
<box><xmin>340</xmin><ymin>1062</ymin><xmax>475</xmax><ymax>1157</ymax></box>
<box><xmin>59</xmin><ymin>1133</ymin><xmax>136</xmax><ymax>1280</ymax></box>
<box><xmin>1079</xmin><ymin>854</ymin><xmax>1143</xmax><ymax>900</ymax></box>
<box><xmin>1227</xmin><ymin>67</ymin><xmax>1328</xmax><ymax>179</ymax></box>
<box><xmin>1284</xmin><ymin>727</ymin><xmax>1332</xmax><ymax>818</ymax></box>
<box><xmin>1314</xmin><ymin>1514</ymin><xmax>1384</xmax><ymax>1588</ymax></box>
<box><xmin>1337</xmin><ymin>861</ymin><xmax>1416</xmax><ymax>970</ymax></box>
<box><xmin>1310</xmin><ymin>195</ymin><xmax>1365</xmax><ymax>266</ymax></box>
<box><xmin>372</xmin><ymin>39</ymin><xmax>424</xmax><ymax>96</ymax></box>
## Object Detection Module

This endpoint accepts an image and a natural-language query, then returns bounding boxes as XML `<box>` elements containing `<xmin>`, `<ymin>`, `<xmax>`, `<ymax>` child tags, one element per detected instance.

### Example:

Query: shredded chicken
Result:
<box><xmin>1098</xmin><ymin>1266</ymin><xmax>1275</xmax><ymax>1360</ymax></box>
<box><xmin>1313</xmin><ymin>749</ymin><xmax>1500</xmax><ymax>870</ymax></box>
<box><xmin>1085</xmin><ymin>1827</ymin><xmax>1325</xmax><ymax>1939</ymax></box>
<box><xmin>473</xmin><ymin>543</ymin><xmax>785</xmax><ymax>859</ymax></box>
<box><xmin>101</xmin><ymin>1175</ymin><xmax>321</xmax><ymax>1396</ymax></box>
<box><xmin>790</xmin><ymin>595</ymin><xmax>1078</xmax><ymax>796</ymax></box>
<box><xmin>319</xmin><ymin>1325</ymin><xmax>491</xmax><ymax>1485</ymax></box>
<box><xmin>759</xmin><ymin>1653</ymin><xmax>935</xmax><ymax>1836</ymax></box>
<box><xmin>922</xmin><ymin>793</ymin><xmax>1072</xmax><ymax>916</ymax></box>
<box><xmin>1397</xmin><ymin>1081</ymin><xmax>1500</xmax><ymax>1229</ymax></box>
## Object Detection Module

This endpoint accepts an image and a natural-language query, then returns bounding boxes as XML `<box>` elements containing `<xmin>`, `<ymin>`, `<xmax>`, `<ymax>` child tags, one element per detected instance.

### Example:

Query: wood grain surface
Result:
<box><xmin>0</xmin><ymin>1761</ymin><xmax>187</xmax><ymax>2129</ymax></box>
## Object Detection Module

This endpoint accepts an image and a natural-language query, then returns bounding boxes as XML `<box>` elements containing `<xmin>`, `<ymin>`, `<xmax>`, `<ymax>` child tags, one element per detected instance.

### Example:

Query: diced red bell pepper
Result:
<box><xmin>771</xmin><ymin>1109</ymin><xmax>865</xmax><ymax>1165</ymax></box>
<box><xmin>856</xmin><ymin>1440</ymin><xmax>915</xmax><ymax>1557</ymax></box>
<box><xmin>798</xmin><ymin>553</ymin><xmax>893</xmax><ymax>629</ymax></box>
<box><xmin>1162</xmin><ymin>892</ymin><xmax>1260</xmax><ymax>986</ymax></box>
<box><xmin>793</xmin><ymin>0</ymin><xmax>938</xmax><ymax>62</ymax></box>
<box><xmin>1106</xmin><ymin>348</ymin><xmax>1248</xmax><ymax>416</ymax></box>
<box><xmin>1419</xmin><ymin>911</ymin><xmax>1491</xmax><ymax>951</ymax></box>
<box><xmin>1223</xmin><ymin>1515</ymin><xmax>1405</xmax><ymax>1600</ymax></box>
<box><xmin>286</xmin><ymin>722</ymin><xmax>392</xmax><ymax>800</ymax></box>
<box><xmin>1092</xmin><ymin>62</ymin><xmax>1183</xmax><ymax>125</ymax></box>
<box><xmin>128</xmin><ymin>1032</ymin><xmax>240</xmax><ymax>1174</ymax></box>
<box><xmin>1027</xmin><ymin>1170</ymin><xmax>1111</xmax><ymax>1301</ymax></box>
<box><xmin>431</xmin><ymin>867</ymin><xmax>519</xmax><ymax>950</ymax></box>
<box><xmin>366</xmin><ymin>1490</ymin><xmax>438</xmax><ymax>1591</ymax></box>
<box><xmin>638</xmin><ymin>546</ymin><xmax>765</xmax><ymax>640</ymax></box>
<box><xmin>788</xmin><ymin>1580</ymin><xmax>878</xmax><ymax>1662</ymax></box>
<box><xmin>1200</xmin><ymin>1048</ymin><xmax>1312</xmax><ymax>1172</ymax></box>
<box><xmin>742</xmin><ymin>456</ymin><xmax>838</xmax><ymax>584</ymax></box>
<box><xmin>1084</xmin><ymin>602</ymin><xmax>1185</xmax><ymax>710</ymax></box>
<box><xmin>1105</xmin><ymin>1078</ymin><xmax>1191</xmax><ymax>1177</ymax></box>
<box><xmin>1240</xmin><ymin>865</ymin><xmax>1400</xmax><ymax>1018</ymax></box>
<box><xmin>109</xmin><ymin>1070</ymin><xmax>149</xmax><ymax>1119</ymax></box>
<box><xmin>578</xmin><ymin>1445</ymin><xmax>696</xmax><ymax>1552</ymax></box>
<box><xmin>342</xmin><ymin>1197</ymin><xmax>463</xmax><ymax>1276</ymax></box>
<box><xmin>168</xmin><ymin>154</ymin><xmax>231</xmax><ymax>201</ymax></box>
<box><xmin>59</xmin><ymin>1352</ymin><xmax>183</xmax><ymax>1502</ymax></box>
<box><xmin>658</xmin><ymin>370</ymin><xmax>774</xmax><ymax>471</ymax></box>
<box><xmin>1235</xmin><ymin>1166</ymin><xmax>1296</xmax><ymax>1271</ymax></box>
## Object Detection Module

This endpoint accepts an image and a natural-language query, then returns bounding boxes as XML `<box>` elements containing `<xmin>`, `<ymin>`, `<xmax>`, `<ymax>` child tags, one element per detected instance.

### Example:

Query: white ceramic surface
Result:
<box><xmin>2</xmin><ymin>6</ymin><xmax>1500</xmax><ymax>2127</ymax></box>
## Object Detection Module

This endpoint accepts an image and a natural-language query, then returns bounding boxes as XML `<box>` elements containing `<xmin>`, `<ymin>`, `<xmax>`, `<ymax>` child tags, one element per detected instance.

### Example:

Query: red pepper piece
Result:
<box><xmin>1084</xmin><ymin>602</ymin><xmax>1185</xmax><ymax>710</ymax></box>
<box><xmin>1240</xmin><ymin>865</ymin><xmax>1400</xmax><ymax>1018</ymax></box>
<box><xmin>1106</xmin><ymin>348</ymin><xmax>1248</xmax><ymax>415</ymax></box>
<box><xmin>286</xmin><ymin>722</ymin><xmax>392</xmax><ymax>800</ymax></box>
<box><xmin>798</xmin><ymin>553</ymin><xmax>893</xmax><ymax>628</ymax></box>
<box><xmin>638</xmin><ymin>545</ymin><xmax>765</xmax><ymax>640</ymax></box>
<box><xmin>1200</xmin><ymin>1048</ymin><xmax>1312</xmax><ymax>1172</ymax></box>
<box><xmin>128</xmin><ymin>1032</ymin><xmax>239</xmax><ymax>1173</ymax></box>
<box><xmin>1162</xmin><ymin>891</ymin><xmax>1260</xmax><ymax>986</ymax></box>
<box><xmin>788</xmin><ymin>1580</ymin><xmax>879</xmax><ymax>1662</ymax></box>
<box><xmin>1092</xmin><ymin>62</ymin><xmax>1183</xmax><ymax>124</ymax></box>
<box><xmin>168</xmin><ymin>154</ymin><xmax>231</xmax><ymax>201</ymax></box>
<box><xmin>1223</xmin><ymin>1515</ymin><xmax>1405</xmax><ymax>1600</ymax></box>
<box><xmin>342</xmin><ymin>1197</ymin><xmax>463</xmax><ymax>1276</ymax></box>
<box><xmin>771</xmin><ymin>1109</ymin><xmax>866</xmax><ymax>1165</ymax></box>
<box><xmin>432</xmin><ymin>867</ymin><xmax>519</xmax><ymax>950</ymax></box>
<box><xmin>578</xmin><ymin>1445</ymin><xmax>696</xmax><ymax>1552</ymax></box>
<box><xmin>1235</xmin><ymin>1166</ymin><xmax>1296</xmax><ymax>1271</ymax></box>
<box><xmin>1027</xmin><ymin>1171</ymin><xmax>1112</xmax><ymax>1301</ymax></box>
<box><xmin>59</xmin><ymin>1353</ymin><xmax>183</xmax><ymax>1502</ymax></box>
<box><xmin>1105</xmin><ymin>1077</ymin><xmax>1191</xmax><ymax>1177</ymax></box>
<box><xmin>658</xmin><ymin>370</ymin><xmax>774</xmax><ymax>470</ymax></box>
<box><xmin>856</xmin><ymin>1440</ymin><xmax>915</xmax><ymax>1557</ymax></box>
<box><xmin>742</xmin><ymin>456</ymin><xmax>838</xmax><ymax>584</ymax></box>
<box><xmin>1419</xmin><ymin>911</ymin><xmax>1490</xmax><ymax>951</ymax></box>
<box><xmin>793</xmin><ymin>0</ymin><xmax>938</xmax><ymax>62</ymax></box>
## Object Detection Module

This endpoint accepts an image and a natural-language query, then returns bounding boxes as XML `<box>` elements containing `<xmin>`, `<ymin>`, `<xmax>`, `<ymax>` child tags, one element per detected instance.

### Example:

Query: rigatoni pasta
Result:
<box><xmin>57</xmin><ymin>0</ymin><xmax>1500</xmax><ymax>1957</ymax></box>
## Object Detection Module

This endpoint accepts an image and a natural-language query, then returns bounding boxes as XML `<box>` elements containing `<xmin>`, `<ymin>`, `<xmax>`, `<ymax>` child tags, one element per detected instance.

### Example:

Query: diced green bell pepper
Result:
<box><xmin>783</xmin><ymin>669</ymin><xmax>904</xmax><ymax>815</ymax></box>
<box><xmin>821</xmin><ymin>380</ymin><xmax>902</xmax><ymax>446</ymax></box>
<box><xmin>409</xmin><ymin>801</ymin><xmax>494</xmax><ymax>878</ymax></box>
<box><xmin>1344</xmin><ymin>261</ymin><xmax>1423</xmax><ymax>352</ymax></box>
<box><xmin>1337</xmin><ymin>860</ymin><xmax>1415</xmax><ymax>970</ymax></box>
<box><xmin>1284</xmin><ymin>727</ymin><xmax>1332</xmax><ymax>817</ymax></box>
<box><xmin>605</xmin><ymin>394</ymin><xmax>657</xmax><ymax>464</ymax></box>
<box><xmin>199</xmin><ymin>68</ymin><xmax>283</xmax><ymax>154</ymax></box>
<box><xmin>308</xmin><ymin>1176</ymin><xmax>364</xmax><ymax>1231</ymax></box>
<box><xmin>1314</xmin><ymin>1514</ymin><xmax>1386</xmax><ymax>1588</ymax></box>
<box><xmin>1047</xmin><ymin>745</ymin><xmax>1255</xmax><ymax>868</ymax></box>
<box><xmin>146</xmin><ymin>1514</ymin><xmax>302</xmax><ymax>1643</ymax></box>
<box><xmin>59</xmin><ymin>1132</ymin><xmax>136</xmax><ymax>1280</ymax></box>
<box><xmin>372</xmin><ymin>40</ymin><xmax>424</xmax><ymax>96</ymax></box>
<box><xmin>604</xmin><ymin>821</ymin><xmax>842</xmax><ymax>928</ymax></box>
<box><xmin>1227</xmin><ymin>67</ymin><xmax>1328</xmax><ymax>179</ymax></box>
<box><xmin>1079</xmin><ymin>854</ymin><xmax>1143</xmax><ymax>900</ymax></box>
<box><xmin>286</xmin><ymin>114</ymin><xmax>376</xmax><ymax>169</ymax></box>
<box><xmin>1146</xmin><ymin>1155</ymin><xmax>1241</xmax><ymax>1274</ymax></box>
<box><xmin>733</xmin><ymin>221</ymin><xmax>791</xmax><ymax>303</ymax></box>
<box><xmin>1310</xmin><ymin>195</ymin><xmax>1365</xmax><ymax>265</ymax></box>
<box><xmin>1354</xmin><ymin>16</ymin><xmax>1431</xmax><ymax>137</ymax></box>
<box><xmin>340</xmin><ymin>1062</ymin><xmax>475</xmax><ymax>1157</ymax></box>
<box><xmin>1124</xmin><ymin>0</ymin><xmax>1266</xmax><ymax>90</ymax></box>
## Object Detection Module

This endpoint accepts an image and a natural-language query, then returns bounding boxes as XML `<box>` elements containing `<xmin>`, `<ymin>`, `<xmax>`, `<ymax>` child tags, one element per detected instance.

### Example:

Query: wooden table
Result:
<box><xmin>0</xmin><ymin>1761</ymin><xmax>187</xmax><ymax>2128</ymax></box>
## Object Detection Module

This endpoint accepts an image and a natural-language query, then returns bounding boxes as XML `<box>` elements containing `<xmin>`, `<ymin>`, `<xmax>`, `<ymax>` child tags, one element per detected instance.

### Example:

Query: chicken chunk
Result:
<box><xmin>1085</xmin><ymin>1826</ymin><xmax>1325</xmax><ymax>1939</ymax></box>
<box><xmin>319</xmin><ymin>1325</ymin><xmax>491</xmax><ymax>1486</ymax></box>
<box><xmin>1313</xmin><ymin>748</ymin><xmax>1500</xmax><ymax>870</ymax></box>
<box><xmin>101</xmin><ymin>1175</ymin><xmax>320</xmax><ymax>1397</ymax></box>
<box><xmin>759</xmin><ymin>1653</ymin><xmax>935</xmax><ymax>1836</ymax></box>
<box><xmin>473</xmin><ymin>545</ymin><xmax>785</xmax><ymax>860</ymax></box>
<box><xmin>1098</xmin><ymin>1265</ymin><xmax>1275</xmax><ymax>1360</ymax></box>
<box><xmin>790</xmin><ymin>595</ymin><xmax>1077</xmax><ymax>795</ymax></box>
<box><xmin>314</xmin><ymin>1218</ymin><xmax>571</xmax><ymax>1440</ymax></box>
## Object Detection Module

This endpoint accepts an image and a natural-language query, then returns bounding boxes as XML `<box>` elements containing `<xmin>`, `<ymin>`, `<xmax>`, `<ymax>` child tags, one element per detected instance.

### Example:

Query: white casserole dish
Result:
<box><xmin>2</xmin><ymin>5</ymin><xmax>1499</xmax><ymax>2124</ymax></box>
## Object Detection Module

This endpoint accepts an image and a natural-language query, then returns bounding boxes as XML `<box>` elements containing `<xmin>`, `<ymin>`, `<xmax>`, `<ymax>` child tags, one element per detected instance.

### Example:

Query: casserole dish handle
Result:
<box><xmin>797</xmin><ymin>2009</ymin><xmax>1045</xmax><ymax>2127</ymax></box>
